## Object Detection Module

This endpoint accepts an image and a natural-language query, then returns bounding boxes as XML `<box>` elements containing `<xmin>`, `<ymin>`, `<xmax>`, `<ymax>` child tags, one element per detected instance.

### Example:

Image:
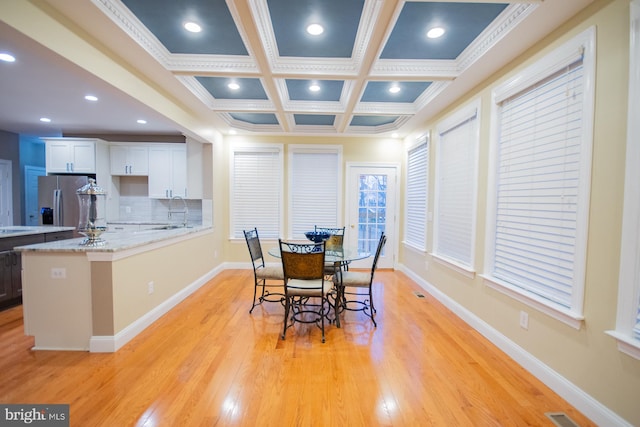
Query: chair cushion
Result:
<box><xmin>287</xmin><ymin>279</ymin><xmax>333</xmax><ymax>297</ymax></box>
<box><xmin>335</xmin><ymin>271</ymin><xmax>370</xmax><ymax>288</ymax></box>
<box><xmin>256</xmin><ymin>265</ymin><xmax>284</xmax><ymax>280</ymax></box>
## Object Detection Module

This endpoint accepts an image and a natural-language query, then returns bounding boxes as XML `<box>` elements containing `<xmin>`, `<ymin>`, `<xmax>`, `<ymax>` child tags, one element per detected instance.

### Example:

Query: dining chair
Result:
<box><xmin>314</xmin><ymin>226</ymin><xmax>346</xmax><ymax>274</ymax></box>
<box><xmin>333</xmin><ymin>232</ymin><xmax>386</xmax><ymax>327</ymax></box>
<box><xmin>279</xmin><ymin>239</ymin><xmax>336</xmax><ymax>343</ymax></box>
<box><xmin>243</xmin><ymin>228</ymin><xmax>284</xmax><ymax>313</ymax></box>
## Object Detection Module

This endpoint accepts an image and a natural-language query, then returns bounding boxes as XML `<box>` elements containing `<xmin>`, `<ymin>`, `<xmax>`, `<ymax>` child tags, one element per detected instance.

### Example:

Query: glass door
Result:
<box><xmin>346</xmin><ymin>164</ymin><xmax>397</xmax><ymax>269</ymax></box>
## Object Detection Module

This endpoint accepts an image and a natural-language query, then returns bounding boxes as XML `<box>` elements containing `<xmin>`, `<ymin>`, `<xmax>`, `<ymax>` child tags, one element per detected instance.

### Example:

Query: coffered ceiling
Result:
<box><xmin>0</xmin><ymin>0</ymin><xmax>594</xmax><ymax>140</ymax></box>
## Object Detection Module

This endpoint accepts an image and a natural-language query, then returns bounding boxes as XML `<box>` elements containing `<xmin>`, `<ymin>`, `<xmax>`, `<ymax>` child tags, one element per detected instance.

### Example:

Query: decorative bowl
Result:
<box><xmin>304</xmin><ymin>231</ymin><xmax>331</xmax><ymax>243</ymax></box>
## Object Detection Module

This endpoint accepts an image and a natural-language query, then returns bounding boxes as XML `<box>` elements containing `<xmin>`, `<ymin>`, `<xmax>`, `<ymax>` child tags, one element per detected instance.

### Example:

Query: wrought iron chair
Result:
<box><xmin>279</xmin><ymin>239</ymin><xmax>336</xmax><ymax>343</ymax></box>
<box><xmin>333</xmin><ymin>232</ymin><xmax>386</xmax><ymax>327</ymax></box>
<box><xmin>243</xmin><ymin>228</ymin><xmax>284</xmax><ymax>313</ymax></box>
<box><xmin>314</xmin><ymin>226</ymin><xmax>346</xmax><ymax>274</ymax></box>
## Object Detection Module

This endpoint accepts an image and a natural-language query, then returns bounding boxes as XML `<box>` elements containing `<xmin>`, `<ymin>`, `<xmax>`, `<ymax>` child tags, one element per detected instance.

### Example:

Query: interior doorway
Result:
<box><xmin>25</xmin><ymin>166</ymin><xmax>46</xmax><ymax>226</ymax></box>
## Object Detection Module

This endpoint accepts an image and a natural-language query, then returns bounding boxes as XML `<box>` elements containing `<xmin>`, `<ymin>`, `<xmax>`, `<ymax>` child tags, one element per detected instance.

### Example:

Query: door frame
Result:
<box><xmin>0</xmin><ymin>159</ymin><xmax>12</xmax><ymax>227</ymax></box>
<box><xmin>344</xmin><ymin>162</ymin><xmax>400</xmax><ymax>269</ymax></box>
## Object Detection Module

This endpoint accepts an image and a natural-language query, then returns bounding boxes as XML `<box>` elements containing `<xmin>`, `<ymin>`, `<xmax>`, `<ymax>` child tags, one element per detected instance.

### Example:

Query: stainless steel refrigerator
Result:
<box><xmin>38</xmin><ymin>175</ymin><xmax>90</xmax><ymax>228</ymax></box>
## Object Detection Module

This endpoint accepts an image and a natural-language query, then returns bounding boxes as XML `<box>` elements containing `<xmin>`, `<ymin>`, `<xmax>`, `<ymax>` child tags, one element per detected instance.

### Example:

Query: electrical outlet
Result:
<box><xmin>51</xmin><ymin>268</ymin><xmax>66</xmax><ymax>279</ymax></box>
<box><xmin>214</xmin><ymin>250</ymin><xmax>218</xmax><ymax>259</ymax></box>
<box><xmin>519</xmin><ymin>311</ymin><xmax>529</xmax><ymax>330</ymax></box>
<box><xmin>148</xmin><ymin>281</ymin><xmax>154</xmax><ymax>295</ymax></box>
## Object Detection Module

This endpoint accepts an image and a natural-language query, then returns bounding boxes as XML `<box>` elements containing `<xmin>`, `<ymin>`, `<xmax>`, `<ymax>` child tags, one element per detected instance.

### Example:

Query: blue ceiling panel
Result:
<box><xmin>122</xmin><ymin>0</ymin><xmax>248</xmax><ymax>55</ymax></box>
<box><xmin>268</xmin><ymin>0</ymin><xmax>364</xmax><ymax>58</ymax></box>
<box><xmin>230</xmin><ymin>113</ymin><xmax>279</xmax><ymax>125</ymax></box>
<box><xmin>350</xmin><ymin>116</ymin><xmax>399</xmax><ymax>126</ymax></box>
<box><xmin>286</xmin><ymin>79</ymin><xmax>344</xmax><ymax>101</ymax></box>
<box><xmin>294</xmin><ymin>114</ymin><xmax>336</xmax><ymax>126</ymax></box>
<box><xmin>380</xmin><ymin>2</ymin><xmax>508</xmax><ymax>60</ymax></box>
<box><xmin>361</xmin><ymin>81</ymin><xmax>432</xmax><ymax>103</ymax></box>
<box><xmin>196</xmin><ymin>77</ymin><xmax>268</xmax><ymax>100</ymax></box>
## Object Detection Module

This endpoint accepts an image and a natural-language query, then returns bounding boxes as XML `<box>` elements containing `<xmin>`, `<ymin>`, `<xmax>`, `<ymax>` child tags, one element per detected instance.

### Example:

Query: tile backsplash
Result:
<box><xmin>116</xmin><ymin>196</ymin><xmax>202</xmax><ymax>224</ymax></box>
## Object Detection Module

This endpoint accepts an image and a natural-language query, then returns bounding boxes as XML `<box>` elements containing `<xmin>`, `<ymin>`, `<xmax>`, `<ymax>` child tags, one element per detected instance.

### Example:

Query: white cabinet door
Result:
<box><xmin>110</xmin><ymin>145</ymin><xmax>149</xmax><ymax>175</ymax></box>
<box><xmin>148</xmin><ymin>147</ymin><xmax>172</xmax><ymax>198</ymax></box>
<box><xmin>148</xmin><ymin>144</ymin><xmax>188</xmax><ymax>198</ymax></box>
<box><xmin>171</xmin><ymin>146</ymin><xmax>187</xmax><ymax>198</ymax></box>
<box><xmin>45</xmin><ymin>139</ymin><xmax>96</xmax><ymax>174</ymax></box>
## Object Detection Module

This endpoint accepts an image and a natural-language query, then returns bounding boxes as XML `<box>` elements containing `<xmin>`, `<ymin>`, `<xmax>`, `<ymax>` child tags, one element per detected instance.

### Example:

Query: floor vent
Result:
<box><xmin>413</xmin><ymin>291</ymin><xmax>426</xmax><ymax>299</ymax></box>
<box><xmin>545</xmin><ymin>412</ymin><xmax>580</xmax><ymax>427</ymax></box>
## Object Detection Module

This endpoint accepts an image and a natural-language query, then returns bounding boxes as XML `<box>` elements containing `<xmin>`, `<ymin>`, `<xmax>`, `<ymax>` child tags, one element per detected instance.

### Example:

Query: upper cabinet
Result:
<box><xmin>110</xmin><ymin>144</ymin><xmax>149</xmax><ymax>176</ymax></box>
<box><xmin>148</xmin><ymin>144</ymin><xmax>188</xmax><ymax>199</ymax></box>
<box><xmin>44</xmin><ymin>138</ymin><xmax>101</xmax><ymax>174</ymax></box>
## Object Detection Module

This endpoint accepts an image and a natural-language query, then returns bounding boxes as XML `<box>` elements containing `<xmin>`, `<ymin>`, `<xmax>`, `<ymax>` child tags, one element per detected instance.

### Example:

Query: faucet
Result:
<box><xmin>168</xmin><ymin>196</ymin><xmax>189</xmax><ymax>227</ymax></box>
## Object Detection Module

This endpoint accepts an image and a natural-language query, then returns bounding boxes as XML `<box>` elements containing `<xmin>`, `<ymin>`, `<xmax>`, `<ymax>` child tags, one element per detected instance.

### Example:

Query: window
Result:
<box><xmin>484</xmin><ymin>28</ymin><xmax>596</xmax><ymax>328</ymax></box>
<box><xmin>607</xmin><ymin>1</ymin><xmax>640</xmax><ymax>360</ymax></box>
<box><xmin>230</xmin><ymin>144</ymin><xmax>283</xmax><ymax>239</ymax></box>
<box><xmin>433</xmin><ymin>101</ymin><xmax>480</xmax><ymax>274</ymax></box>
<box><xmin>288</xmin><ymin>145</ymin><xmax>342</xmax><ymax>239</ymax></box>
<box><xmin>404</xmin><ymin>136</ymin><xmax>429</xmax><ymax>251</ymax></box>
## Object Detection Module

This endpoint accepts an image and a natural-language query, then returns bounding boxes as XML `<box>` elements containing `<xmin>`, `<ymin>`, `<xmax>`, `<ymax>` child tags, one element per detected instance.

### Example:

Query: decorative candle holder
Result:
<box><xmin>76</xmin><ymin>178</ymin><xmax>107</xmax><ymax>247</ymax></box>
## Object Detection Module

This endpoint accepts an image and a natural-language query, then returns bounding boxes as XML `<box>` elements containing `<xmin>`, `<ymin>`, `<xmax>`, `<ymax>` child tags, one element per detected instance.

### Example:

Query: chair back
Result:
<box><xmin>370</xmin><ymin>232</ymin><xmax>387</xmax><ymax>277</ymax></box>
<box><xmin>243</xmin><ymin>228</ymin><xmax>265</xmax><ymax>269</ymax></box>
<box><xmin>279</xmin><ymin>240</ymin><xmax>326</xmax><ymax>283</ymax></box>
<box><xmin>314</xmin><ymin>226</ymin><xmax>345</xmax><ymax>250</ymax></box>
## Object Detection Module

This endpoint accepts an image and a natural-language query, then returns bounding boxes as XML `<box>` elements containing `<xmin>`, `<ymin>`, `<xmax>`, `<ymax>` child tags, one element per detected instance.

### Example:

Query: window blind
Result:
<box><xmin>492</xmin><ymin>61</ymin><xmax>585</xmax><ymax>309</ymax></box>
<box><xmin>231</xmin><ymin>148</ymin><xmax>281</xmax><ymax>239</ymax></box>
<box><xmin>290</xmin><ymin>150</ymin><xmax>340</xmax><ymax>239</ymax></box>
<box><xmin>435</xmin><ymin>114</ymin><xmax>478</xmax><ymax>267</ymax></box>
<box><xmin>405</xmin><ymin>140</ymin><xmax>429</xmax><ymax>250</ymax></box>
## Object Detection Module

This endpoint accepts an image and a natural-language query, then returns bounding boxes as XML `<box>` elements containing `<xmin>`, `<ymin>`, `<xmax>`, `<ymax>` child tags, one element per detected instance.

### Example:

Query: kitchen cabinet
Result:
<box><xmin>0</xmin><ymin>233</ymin><xmax>46</xmax><ymax>307</ymax></box>
<box><xmin>110</xmin><ymin>144</ymin><xmax>149</xmax><ymax>176</ymax></box>
<box><xmin>148</xmin><ymin>144</ymin><xmax>187</xmax><ymax>198</ymax></box>
<box><xmin>44</xmin><ymin>138</ymin><xmax>102</xmax><ymax>174</ymax></box>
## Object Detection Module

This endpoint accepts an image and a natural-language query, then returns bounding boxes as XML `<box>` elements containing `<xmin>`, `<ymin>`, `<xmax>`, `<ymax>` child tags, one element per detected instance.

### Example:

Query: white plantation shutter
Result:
<box><xmin>290</xmin><ymin>149</ymin><xmax>340</xmax><ymax>239</ymax></box>
<box><xmin>231</xmin><ymin>147</ymin><xmax>282</xmax><ymax>239</ymax></box>
<box><xmin>405</xmin><ymin>139</ymin><xmax>429</xmax><ymax>251</ymax></box>
<box><xmin>492</xmin><ymin>61</ymin><xmax>586</xmax><ymax>309</ymax></box>
<box><xmin>435</xmin><ymin>110</ymin><xmax>478</xmax><ymax>268</ymax></box>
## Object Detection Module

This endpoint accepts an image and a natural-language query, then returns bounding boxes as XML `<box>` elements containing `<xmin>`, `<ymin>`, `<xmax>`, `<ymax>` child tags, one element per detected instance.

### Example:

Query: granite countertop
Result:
<box><xmin>14</xmin><ymin>225</ymin><xmax>211</xmax><ymax>253</ymax></box>
<box><xmin>0</xmin><ymin>226</ymin><xmax>76</xmax><ymax>238</ymax></box>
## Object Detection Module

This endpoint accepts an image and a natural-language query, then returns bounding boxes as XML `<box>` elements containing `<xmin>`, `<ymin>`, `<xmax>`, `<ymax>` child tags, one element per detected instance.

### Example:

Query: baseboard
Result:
<box><xmin>89</xmin><ymin>264</ymin><xmax>224</xmax><ymax>353</ymax></box>
<box><xmin>397</xmin><ymin>264</ymin><xmax>631</xmax><ymax>427</ymax></box>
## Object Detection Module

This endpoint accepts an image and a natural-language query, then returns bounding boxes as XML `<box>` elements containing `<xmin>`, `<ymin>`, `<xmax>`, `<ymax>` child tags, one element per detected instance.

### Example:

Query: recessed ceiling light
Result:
<box><xmin>309</xmin><ymin>83</ymin><xmax>320</xmax><ymax>92</ymax></box>
<box><xmin>228</xmin><ymin>82</ymin><xmax>240</xmax><ymax>90</ymax></box>
<box><xmin>228</xmin><ymin>129</ymin><xmax>237</xmax><ymax>135</ymax></box>
<box><xmin>389</xmin><ymin>85</ymin><xmax>401</xmax><ymax>94</ymax></box>
<box><xmin>184</xmin><ymin>22</ymin><xmax>202</xmax><ymax>33</ymax></box>
<box><xmin>0</xmin><ymin>53</ymin><xmax>16</xmax><ymax>62</ymax></box>
<box><xmin>306</xmin><ymin>24</ymin><xmax>324</xmax><ymax>36</ymax></box>
<box><xmin>392</xmin><ymin>133</ymin><xmax>399</xmax><ymax>138</ymax></box>
<box><xmin>84</xmin><ymin>95</ymin><xmax>98</xmax><ymax>101</ymax></box>
<box><xmin>39</xmin><ymin>117</ymin><xmax>51</xmax><ymax>123</ymax></box>
<box><xmin>427</xmin><ymin>27</ymin><xmax>445</xmax><ymax>39</ymax></box>
<box><xmin>137</xmin><ymin>119</ymin><xmax>147</xmax><ymax>124</ymax></box>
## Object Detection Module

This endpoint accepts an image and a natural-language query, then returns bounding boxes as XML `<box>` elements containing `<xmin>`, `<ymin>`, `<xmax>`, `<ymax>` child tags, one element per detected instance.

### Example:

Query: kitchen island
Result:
<box><xmin>0</xmin><ymin>226</ymin><xmax>76</xmax><ymax>310</ymax></box>
<box><xmin>16</xmin><ymin>225</ymin><xmax>216</xmax><ymax>352</ymax></box>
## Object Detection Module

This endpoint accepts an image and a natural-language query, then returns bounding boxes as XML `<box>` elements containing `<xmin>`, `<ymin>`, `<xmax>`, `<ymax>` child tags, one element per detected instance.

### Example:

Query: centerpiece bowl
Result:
<box><xmin>304</xmin><ymin>231</ymin><xmax>331</xmax><ymax>243</ymax></box>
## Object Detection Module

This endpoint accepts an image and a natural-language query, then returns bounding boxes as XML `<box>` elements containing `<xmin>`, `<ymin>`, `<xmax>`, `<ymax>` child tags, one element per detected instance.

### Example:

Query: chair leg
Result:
<box><xmin>249</xmin><ymin>280</ymin><xmax>260</xmax><ymax>313</ymax></box>
<box><xmin>321</xmin><ymin>296</ymin><xmax>326</xmax><ymax>343</ymax></box>
<box><xmin>282</xmin><ymin>296</ymin><xmax>290</xmax><ymax>340</ymax></box>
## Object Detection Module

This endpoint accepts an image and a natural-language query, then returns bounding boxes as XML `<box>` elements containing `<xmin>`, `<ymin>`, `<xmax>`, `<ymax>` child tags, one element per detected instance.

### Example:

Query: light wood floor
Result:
<box><xmin>0</xmin><ymin>270</ymin><xmax>594</xmax><ymax>426</ymax></box>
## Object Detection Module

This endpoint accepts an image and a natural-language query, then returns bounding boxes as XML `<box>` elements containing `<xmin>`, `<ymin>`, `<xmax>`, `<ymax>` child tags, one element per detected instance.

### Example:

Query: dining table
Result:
<box><xmin>268</xmin><ymin>242</ymin><xmax>371</xmax><ymax>327</ymax></box>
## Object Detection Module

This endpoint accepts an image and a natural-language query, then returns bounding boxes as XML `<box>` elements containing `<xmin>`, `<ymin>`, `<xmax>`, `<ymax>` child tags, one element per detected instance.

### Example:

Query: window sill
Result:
<box><xmin>605</xmin><ymin>330</ymin><xmax>640</xmax><ymax>360</ymax></box>
<box><xmin>481</xmin><ymin>275</ymin><xmax>584</xmax><ymax>330</ymax></box>
<box><xmin>432</xmin><ymin>254</ymin><xmax>476</xmax><ymax>279</ymax></box>
<box><xmin>402</xmin><ymin>241</ymin><xmax>427</xmax><ymax>255</ymax></box>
